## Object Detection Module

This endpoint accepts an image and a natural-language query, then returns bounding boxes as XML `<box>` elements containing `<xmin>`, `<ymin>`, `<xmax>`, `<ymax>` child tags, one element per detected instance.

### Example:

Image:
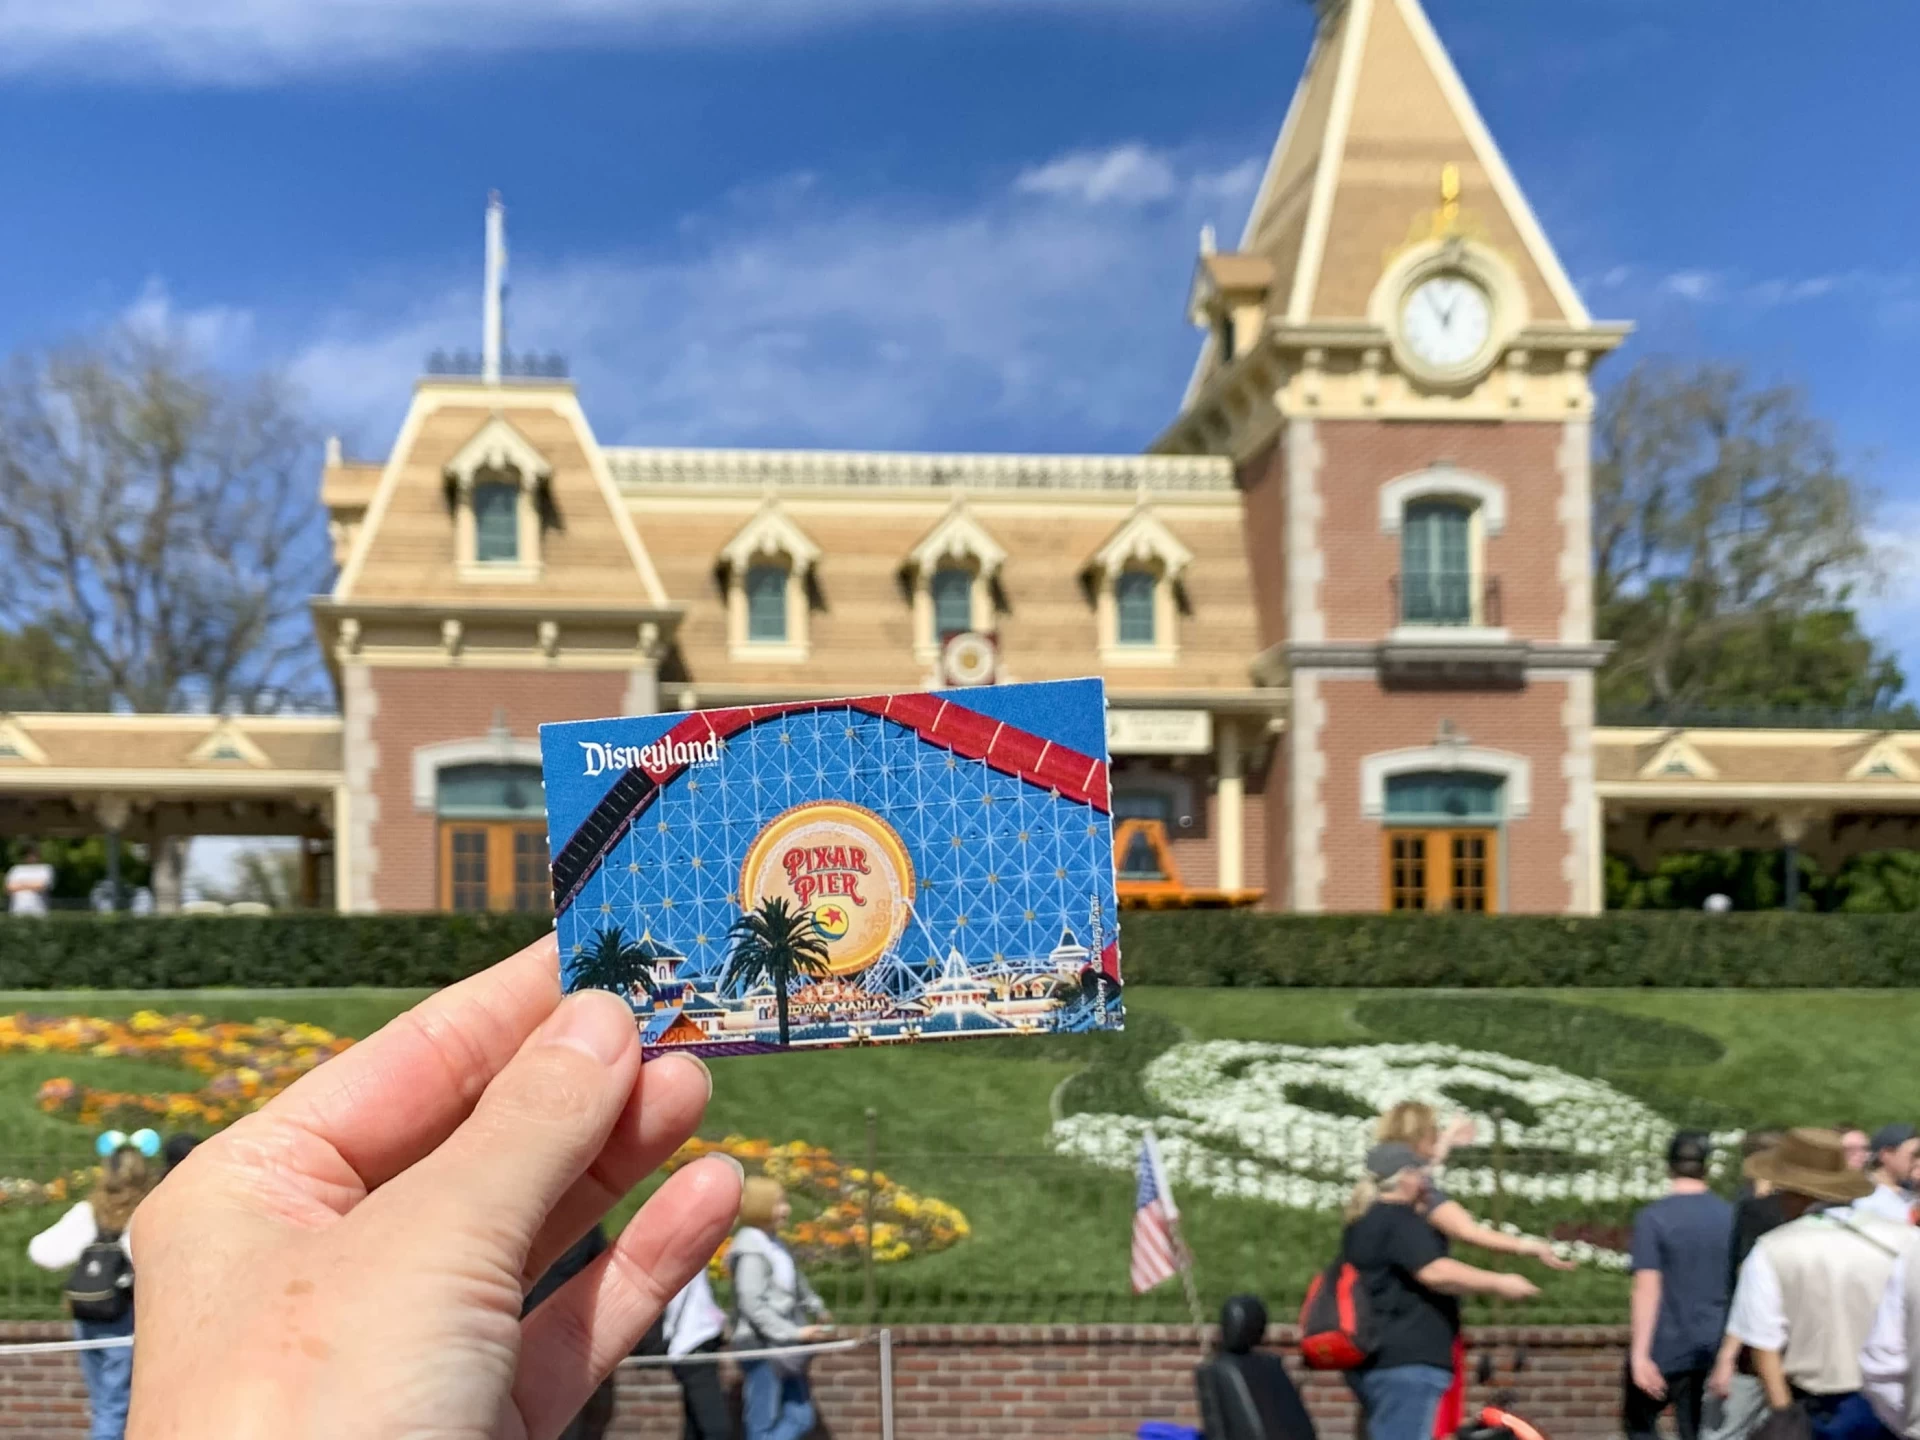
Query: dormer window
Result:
<box><xmin>472</xmin><ymin>476</ymin><xmax>522</xmax><ymax>564</ymax></box>
<box><xmin>1087</xmin><ymin>504</ymin><xmax>1191</xmax><ymax>665</ymax></box>
<box><xmin>1116</xmin><ymin>568</ymin><xmax>1158</xmax><ymax>647</ymax></box>
<box><xmin>905</xmin><ymin>501</ymin><xmax>1006</xmax><ymax>661</ymax></box>
<box><xmin>443</xmin><ymin>417</ymin><xmax>552</xmax><ymax>583</ymax></box>
<box><xmin>932</xmin><ymin>565</ymin><xmax>975</xmax><ymax>638</ymax></box>
<box><xmin>745</xmin><ymin>561</ymin><xmax>791</xmax><ymax>644</ymax></box>
<box><xmin>721</xmin><ymin>502</ymin><xmax>821</xmax><ymax>662</ymax></box>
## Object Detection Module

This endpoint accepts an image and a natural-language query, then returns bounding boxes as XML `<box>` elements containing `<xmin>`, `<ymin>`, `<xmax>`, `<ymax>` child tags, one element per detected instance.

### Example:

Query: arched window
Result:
<box><xmin>931</xmin><ymin>566</ymin><xmax>975</xmax><ymax>638</ymax></box>
<box><xmin>745</xmin><ymin>562</ymin><xmax>790</xmax><ymax>643</ymax></box>
<box><xmin>1383</xmin><ymin>771</ymin><xmax>1503</xmax><ymax>823</ymax></box>
<box><xmin>435</xmin><ymin>763</ymin><xmax>548</xmax><ymax>913</ymax></box>
<box><xmin>1115</xmin><ymin>569</ymin><xmax>1158</xmax><ymax>647</ymax></box>
<box><xmin>1400</xmin><ymin>500</ymin><xmax>1472</xmax><ymax>625</ymax></box>
<box><xmin>471</xmin><ymin>479</ymin><xmax>521</xmax><ymax>564</ymax></box>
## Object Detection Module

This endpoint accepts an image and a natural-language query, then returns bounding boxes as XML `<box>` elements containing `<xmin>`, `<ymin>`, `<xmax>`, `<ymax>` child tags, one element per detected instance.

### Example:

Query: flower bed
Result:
<box><xmin>664</xmin><ymin>1136</ymin><xmax>970</xmax><ymax>1272</ymax></box>
<box><xmin>22</xmin><ymin>1011</ymin><xmax>354</xmax><ymax>1130</ymax></box>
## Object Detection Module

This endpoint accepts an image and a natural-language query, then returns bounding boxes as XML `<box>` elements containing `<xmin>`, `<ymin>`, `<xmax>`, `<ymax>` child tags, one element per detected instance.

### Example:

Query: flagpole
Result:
<box><xmin>1143</xmin><ymin>1129</ymin><xmax>1209</xmax><ymax>1348</ymax></box>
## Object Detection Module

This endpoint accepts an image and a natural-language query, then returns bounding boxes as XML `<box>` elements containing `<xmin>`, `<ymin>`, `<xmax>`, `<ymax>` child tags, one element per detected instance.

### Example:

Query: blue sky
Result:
<box><xmin>3</xmin><ymin>0</ymin><xmax>1918</xmax><ymax>684</ymax></box>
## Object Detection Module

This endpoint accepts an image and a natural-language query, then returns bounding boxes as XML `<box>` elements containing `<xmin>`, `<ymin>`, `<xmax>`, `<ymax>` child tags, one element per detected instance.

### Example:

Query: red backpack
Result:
<box><xmin>1296</xmin><ymin>1258</ymin><xmax>1376</xmax><ymax>1371</ymax></box>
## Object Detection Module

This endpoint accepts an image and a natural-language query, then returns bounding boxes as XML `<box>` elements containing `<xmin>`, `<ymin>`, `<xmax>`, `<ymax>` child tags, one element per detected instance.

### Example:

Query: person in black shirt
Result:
<box><xmin>1342</xmin><ymin>1143</ymin><xmax>1540</xmax><ymax>1440</ymax></box>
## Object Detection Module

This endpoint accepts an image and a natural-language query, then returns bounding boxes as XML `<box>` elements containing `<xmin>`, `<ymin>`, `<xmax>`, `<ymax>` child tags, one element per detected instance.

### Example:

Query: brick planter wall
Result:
<box><xmin>0</xmin><ymin>1322</ymin><xmax>1632</xmax><ymax>1438</ymax></box>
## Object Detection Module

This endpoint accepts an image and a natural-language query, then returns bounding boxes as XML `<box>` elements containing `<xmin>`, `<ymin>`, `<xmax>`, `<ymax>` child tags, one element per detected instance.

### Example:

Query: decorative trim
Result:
<box><xmin>1290</xmin><ymin>672</ymin><xmax>1327</xmax><ymax>911</ymax></box>
<box><xmin>342</xmin><ymin>663</ymin><xmax>380</xmax><ymax>913</ymax></box>
<box><xmin>906</xmin><ymin>500</ymin><xmax>1008</xmax><ymax>578</ymax></box>
<box><xmin>411</xmin><ymin>733</ymin><xmax>543</xmax><ymax>813</ymax></box>
<box><xmin>1090</xmin><ymin>505</ymin><xmax>1194</xmax><ymax>579</ymax></box>
<box><xmin>0</xmin><ymin>717</ymin><xmax>49</xmax><ymax>765</ymax></box>
<box><xmin>607</xmin><ymin>447</ymin><xmax>1234</xmax><ymax>495</ymax></box>
<box><xmin>188</xmin><ymin>720</ymin><xmax>272</xmax><ymax>769</ymax></box>
<box><xmin>720</xmin><ymin>501</ymin><xmax>824</xmax><ymax>574</ymax></box>
<box><xmin>1561</xmin><ymin>671</ymin><xmax>1597</xmax><ymax>915</ymax></box>
<box><xmin>1558</xmin><ymin>420</ymin><xmax>1594</xmax><ymax>643</ymax></box>
<box><xmin>1287</xmin><ymin>0</ymin><xmax>1373</xmax><ymax>324</ymax></box>
<box><xmin>443</xmin><ymin>416</ymin><xmax>552</xmax><ymax>492</ymax></box>
<box><xmin>1285</xmin><ymin>421</ymin><xmax>1325</xmax><ymax>645</ymax></box>
<box><xmin>1379</xmin><ymin>466</ymin><xmax>1506</xmax><ymax>536</ymax></box>
<box><xmin>1362</xmin><ymin>744</ymin><xmax>1533</xmax><ymax>822</ymax></box>
<box><xmin>1637</xmin><ymin>735</ymin><xmax>1719</xmax><ymax>782</ymax></box>
<box><xmin>1847</xmin><ymin>739</ymin><xmax>1920</xmax><ymax>783</ymax></box>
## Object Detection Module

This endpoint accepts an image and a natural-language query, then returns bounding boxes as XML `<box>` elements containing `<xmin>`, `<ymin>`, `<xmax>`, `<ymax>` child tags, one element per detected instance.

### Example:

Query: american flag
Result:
<box><xmin>1130</xmin><ymin>1130</ymin><xmax>1181</xmax><ymax>1294</ymax></box>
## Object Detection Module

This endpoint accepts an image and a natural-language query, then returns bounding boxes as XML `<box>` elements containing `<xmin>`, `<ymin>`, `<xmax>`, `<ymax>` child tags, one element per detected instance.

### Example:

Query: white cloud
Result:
<box><xmin>1015</xmin><ymin>144</ymin><xmax>1180</xmax><ymax>206</ymax></box>
<box><xmin>0</xmin><ymin>0</ymin><xmax>1213</xmax><ymax>84</ymax></box>
<box><xmin>1660</xmin><ymin>269</ymin><xmax>1721</xmax><ymax>302</ymax></box>
<box><xmin>278</xmin><ymin>151</ymin><xmax>1261</xmax><ymax>457</ymax></box>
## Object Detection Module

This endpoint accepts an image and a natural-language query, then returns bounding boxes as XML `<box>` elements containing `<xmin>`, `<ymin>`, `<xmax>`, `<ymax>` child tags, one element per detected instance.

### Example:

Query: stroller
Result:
<box><xmin>1456</xmin><ymin>1344</ymin><xmax>1548</xmax><ymax>1440</ymax></box>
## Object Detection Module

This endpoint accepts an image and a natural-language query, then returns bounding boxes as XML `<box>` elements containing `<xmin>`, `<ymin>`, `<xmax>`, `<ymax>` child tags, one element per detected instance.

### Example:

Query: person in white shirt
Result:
<box><xmin>663</xmin><ymin>1265</ymin><xmax>732</xmax><ymax>1439</ymax></box>
<box><xmin>1722</xmin><ymin>1130</ymin><xmax>1913</xmax><ymax>1440</ymax></box>
<box><xmin>1860</xmin><ymin>1237</ymin><xmax>1920</xmax><ymax>1438</ymax></box>
<box><xmin>6</xmin><ymin>845</ymin><xmax>53</xmax><ymax>917</ymax></box>
<box><xmin>1855</xmin><ymin>1126</ymin><xmax>1920</xmax><ymax>1228</ymax></box>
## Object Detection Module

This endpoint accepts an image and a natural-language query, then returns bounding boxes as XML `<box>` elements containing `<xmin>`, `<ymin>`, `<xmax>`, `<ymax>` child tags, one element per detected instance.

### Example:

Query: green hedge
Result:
<box><xmin>0</xmin><ymin>910</ymin><xmax>1915</xmax><ymax>991</ymax></box>
<box><xmin>1118</xmin><ymin>910</ymin><xmax>1920</xmax><ymax>988</ymax></box>
<box><xmin>0</xmin><ymin>913</ymin><xmax>555</xmax><ymax>989</ymax></box>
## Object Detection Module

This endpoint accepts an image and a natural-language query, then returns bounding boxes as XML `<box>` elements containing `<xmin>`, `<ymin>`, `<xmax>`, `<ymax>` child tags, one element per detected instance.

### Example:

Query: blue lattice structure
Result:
<box><xmin>539</xmin><ymin>680</ymin><xmax>1122</xmax><ymax>1054</ymax></box>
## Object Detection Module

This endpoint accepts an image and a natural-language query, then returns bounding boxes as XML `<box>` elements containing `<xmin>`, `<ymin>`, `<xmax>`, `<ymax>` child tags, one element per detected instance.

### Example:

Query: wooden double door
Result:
<box><xmin>439</xmin><ymin>821</ymin><xmax>552</xmax><ymax>913</ymax></box>
<box><xmin>1384</xmin><ymin>829</ymin><xmax>1498</xmax><ymax>912</ymax></box>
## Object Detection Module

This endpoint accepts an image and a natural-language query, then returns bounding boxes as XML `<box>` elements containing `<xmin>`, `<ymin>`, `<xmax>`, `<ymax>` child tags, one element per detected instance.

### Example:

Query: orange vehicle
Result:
<box><xmin>1112</xmin><ymin>817</ymin><xmax>1263</xmax><ymax>910</ymax></box>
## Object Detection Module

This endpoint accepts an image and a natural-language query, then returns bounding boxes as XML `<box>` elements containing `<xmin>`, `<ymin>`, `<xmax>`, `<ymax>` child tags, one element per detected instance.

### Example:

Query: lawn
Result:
<box><xmin>0</xmin><ymin>986</ymin><xmax>1910</xmax><ymax>1324</ymax></box>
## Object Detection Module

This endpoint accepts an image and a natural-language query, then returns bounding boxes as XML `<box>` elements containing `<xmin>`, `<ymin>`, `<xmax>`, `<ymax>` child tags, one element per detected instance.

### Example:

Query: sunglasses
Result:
<box><xmin>96</xmin><ymin>1129</ymin><xmax>162</xmax><ymax>1159</ymax></box>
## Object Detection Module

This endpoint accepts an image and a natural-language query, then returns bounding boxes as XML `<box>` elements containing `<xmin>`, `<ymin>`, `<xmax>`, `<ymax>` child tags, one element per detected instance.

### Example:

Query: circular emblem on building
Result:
<box><xmin>740</xmin><ymin>802</ymin><xmax>916</xmax><ymax>977</ymax></box>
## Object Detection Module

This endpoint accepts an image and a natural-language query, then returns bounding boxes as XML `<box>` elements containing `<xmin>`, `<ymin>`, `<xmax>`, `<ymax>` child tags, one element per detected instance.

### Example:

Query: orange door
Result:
<box><xmin>440</xmin><ymin>822</ymin><xmax>551</xmax><ymax>912</ymax></box>
<box><xmin>1382</xmin><ymin>829</ymin><xmax>1498</xmax><ymax>912</ymax></box>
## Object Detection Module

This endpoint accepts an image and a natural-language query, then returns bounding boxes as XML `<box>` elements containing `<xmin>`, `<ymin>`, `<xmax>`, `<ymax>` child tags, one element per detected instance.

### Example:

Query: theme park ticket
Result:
<box><xmin>538</xmin><ymin>678</ymin><xmax>1124</xmax><ymax>1057</ymax></box>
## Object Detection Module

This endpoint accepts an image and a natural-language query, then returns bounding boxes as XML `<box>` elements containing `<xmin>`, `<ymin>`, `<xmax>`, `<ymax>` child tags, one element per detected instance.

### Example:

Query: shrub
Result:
<box><xmin>1117</xmin><ymin>910</ymin><xmax>1920</xmax><ymax>989</ymax></box>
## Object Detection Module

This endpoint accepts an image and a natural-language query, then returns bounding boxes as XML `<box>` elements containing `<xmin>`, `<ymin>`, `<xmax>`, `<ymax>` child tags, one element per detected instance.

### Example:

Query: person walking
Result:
<box><xmin>1626</xmin><ymin>1133</ymin><xmax>1735</xmax><ymax>1440</ymax></box>
<box><xmin>1377</xmin><ymin>1101</ymin><xmax>1575</xmax><ymax>1435</ymax></box>
<box><xmin>523</xmin><ymin>1225</ymin><xmax>618</xmax><ymax>1440</ymax></box>
<box><xmin>29</xmin><ymin>1134</ymin><xmax>158</xmax><ymax>1440</ymax></box>
<box><xmin>1854</xmin><ymin>1126</ymin><xmax>1920</xmax><ymax>1227</ymax></box>
<box><xmin>1705</xmin><ymin>1131</ymin><xmax>1789</xmax><ymax>1440</ymax></box>
<box><xmin>1341</xmin><ymin>1143</ymin><xmax>1540</xmax><ymax>1440</ymax></box>
<box><xmin>730</xmin><ymin>1176</ymin><xmax>832</xmax><ymax>1440</ymax></box>
<box><xmin>664</xmin><ymin>1263</ymin><xmax>733</xmax><ymax>1439</ymax></box>
<box><xmin>1722</xmin><ymin>1129</ymin><xmax>1912</xmax><ymax>1440</ymax></box>
<box><xmin>5</xmin><ymin>844</ymin><xmax>52</xmax><ymax>917</ymax></box>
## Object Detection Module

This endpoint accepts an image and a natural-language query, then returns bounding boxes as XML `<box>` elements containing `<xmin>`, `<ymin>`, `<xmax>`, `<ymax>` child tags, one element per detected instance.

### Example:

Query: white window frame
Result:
<box><xmin>1360</xmin><ymin>746</ymin><xmax>1531</xmax><ymax>821</ymax></box>
<box><xmin>444</xmin><ymin>417</ymin><xmax>551</xmax><ymax>584</ymax></box>
<box><xmin>906</xmin><ymin>502</ymin><xmax>1005</xmax><ymax>661</ymax></box>
<box><xmin>412</xmin><ymin>733</ymin><xmax>545</xmax><ymax>813</ymax></box>
<box><xmin>1380</xmin><ymin>467</ymin><xmax>1508</xmax><ymax>639</ymax></box>
<box><xmin>1088</xmin><ymin>506</ymin><xmax>1192</xmax><ymax>666</ymax></box>
<box><xmin>721</xmin><ymin>502</ymin><xmax>821</xmax><ymax>663</ymax></box>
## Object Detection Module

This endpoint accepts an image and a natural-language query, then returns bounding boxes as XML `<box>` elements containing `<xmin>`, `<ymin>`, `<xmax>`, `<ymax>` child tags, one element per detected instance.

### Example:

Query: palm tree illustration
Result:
<box><xmin>570</xmin><ymin>926</ymin><xmax>661</xmax><ymax>1004</ymax></box>
<box><xmin>724</xmin><ymin>896</ymin><xmax>832</xmax><ymax>1046</ymax></box>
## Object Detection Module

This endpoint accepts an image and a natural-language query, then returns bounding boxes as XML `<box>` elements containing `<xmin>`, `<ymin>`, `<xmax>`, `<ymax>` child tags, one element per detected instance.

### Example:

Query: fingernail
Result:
<box><xmin>671</xmin><ymin>1051</ymin><xmax>714</xmax><ymax>1101</ymax></box>
<box><xmin>542</xmin><ymin>990</ymin><xmax>635</xmax><ymax>1066</ymax></box>
<box><xmin>709</xmin><ymin>1152</ymin><xmax>745</xmax><ymax>1184</ymax></box>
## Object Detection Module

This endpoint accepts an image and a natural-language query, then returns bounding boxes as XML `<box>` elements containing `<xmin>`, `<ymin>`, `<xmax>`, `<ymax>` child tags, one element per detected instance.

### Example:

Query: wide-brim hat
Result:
<box><xmin>1744</xmin><ymin>1128</ymin><xmax>1874</xmax><ymax>1205</ymax></box>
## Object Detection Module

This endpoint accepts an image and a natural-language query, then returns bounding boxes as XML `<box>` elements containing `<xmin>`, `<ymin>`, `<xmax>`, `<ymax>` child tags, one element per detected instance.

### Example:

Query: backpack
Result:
<box><xmin>65</xmin><ymin>1231</ymin><xmax>133</xmax><ymax>1324</ymax></box>
<box><xmin>1296</xmin><ymin>1258</ymin><xmax>1375</xmax><ymax>1371</ymax></box>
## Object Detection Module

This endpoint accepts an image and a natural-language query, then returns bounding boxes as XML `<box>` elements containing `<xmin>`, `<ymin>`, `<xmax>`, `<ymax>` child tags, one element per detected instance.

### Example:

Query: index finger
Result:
<box><xmin>256</xmin><ymin>933</ymin><xmax>570</xmax><ymax>1193</ymax></box>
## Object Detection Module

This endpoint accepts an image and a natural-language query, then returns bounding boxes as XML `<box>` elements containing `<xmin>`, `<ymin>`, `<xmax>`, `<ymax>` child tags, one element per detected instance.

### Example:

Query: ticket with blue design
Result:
<box><xmin>539</xmin><ymin>678</ymin><xmax>1123</xmax><ymax>1055</ymax></box>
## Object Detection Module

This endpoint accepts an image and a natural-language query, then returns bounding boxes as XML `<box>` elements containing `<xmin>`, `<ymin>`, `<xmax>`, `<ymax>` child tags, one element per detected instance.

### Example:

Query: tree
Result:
<box><xmin>723</xmin><ymin>897</ymin><xmax>832</xmax><ymax>1046</ymax></box>
<box><xmin>0</xmin><ymin>323</ymin><xmax>325</xmax><ymax>713</ymax></box>
<box><xmin>570</xmin><ymin>926</ymin><xmax>661</xmax><ymax>1003</ymax></box>
<box><xmin>1593</xmin><ymin>361</ymin><xmax>1899</xmax><ymax>714</ymax></box>
<box><xmin>202</xmin><ymin>846</ymin><xmax>303</xmax><ymax>909</ymax></box>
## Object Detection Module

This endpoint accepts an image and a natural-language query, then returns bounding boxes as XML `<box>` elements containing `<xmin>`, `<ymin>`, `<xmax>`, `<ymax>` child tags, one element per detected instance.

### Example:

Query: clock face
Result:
<box><xmin>1401</xmin><ymin>273</ymin><xmax>1492</xmax><ymax>372</ymax></box>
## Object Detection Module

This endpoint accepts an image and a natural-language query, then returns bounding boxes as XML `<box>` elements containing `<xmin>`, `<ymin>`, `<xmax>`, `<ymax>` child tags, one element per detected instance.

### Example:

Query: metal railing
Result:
<box><xmin>1390</xmin><ymin>574</ymin><xmax>1502</xmax><ymax>628</ymax></box>
<box><xmin>1597</xmin><ymin>703</ymin><xmax>1920</xmax><ymax>731</ymax></box>
<box><xmin>424</xmin><ymin>349</ymin><xmax>569</xmax><ymax>379</ymax></box>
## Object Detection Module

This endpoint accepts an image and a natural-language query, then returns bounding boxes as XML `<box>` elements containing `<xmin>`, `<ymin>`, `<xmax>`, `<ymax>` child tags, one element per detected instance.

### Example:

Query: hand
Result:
<box><xmin>1632</xmin><ymin>1355</ymin><xmax>1668</xmax><ymax>1399</ymax></box>
<box><xmin>1493</xmin><ymin>1273</ymin><xmax>1540</xmax><ymax>1302</ymax></box>
<box><xmin>1444</xmin><ymin>1117</ymin><xmax>1478</xmax><ymax>1149</ymax></box>
<box><xmin>126</xmin><ymin>935</ymin><xmax>742</xmax><ymax>1440</ymax></box>
<box><xmin>1708</xmin><ymin>1361</ymin><xmax>1734</xmax><ymax>1401</ymax></box>
<box><xmin>1531</xmin><ymin>1239</ymin><xmax>1579</xmax><ymax>1272</ymax></box>
<box><xmin>797</xmin><ymin>1325</ymin><xmax>830</xmax><ymax>1343</ymax></box>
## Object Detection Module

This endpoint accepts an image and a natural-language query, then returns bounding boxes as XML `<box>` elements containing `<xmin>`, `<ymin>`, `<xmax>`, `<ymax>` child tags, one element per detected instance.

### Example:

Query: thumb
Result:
<box><xmin>355</xmin><ymin>988</ymin><xmax>643</xmax><ymax>1273</ymax></box>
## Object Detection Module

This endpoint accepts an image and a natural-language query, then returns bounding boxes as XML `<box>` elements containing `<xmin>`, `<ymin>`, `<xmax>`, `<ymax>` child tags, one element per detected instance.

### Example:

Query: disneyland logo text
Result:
<box><xmin>578</xmin><ymin>734</ymin><xmax>721</xmax><ymax>778</ymax></box>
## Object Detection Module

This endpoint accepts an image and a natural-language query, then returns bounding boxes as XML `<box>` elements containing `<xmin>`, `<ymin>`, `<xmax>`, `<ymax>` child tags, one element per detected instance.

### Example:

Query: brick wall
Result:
<box><xmin>363</xmin><ymin>667</ymin><xmax>629</xmax><ymax>910</ymax></box>
<box><xmin>0</xmin><ymin>1323</ymin><xmax>1632</xmax><ymax>1438</ymax></box>
<box><xmin>1315</xmin><ymin>677</ymin><xmax>1574</xmax><ymax>914</ymax></box>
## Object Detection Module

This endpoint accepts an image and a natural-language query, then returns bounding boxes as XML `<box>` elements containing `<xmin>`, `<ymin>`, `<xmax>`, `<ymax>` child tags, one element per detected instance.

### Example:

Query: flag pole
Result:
<box><xmin>1144</xmin><ymin>1129</ymin><xmax>1209</xmax><ymax>1348</ymax></box>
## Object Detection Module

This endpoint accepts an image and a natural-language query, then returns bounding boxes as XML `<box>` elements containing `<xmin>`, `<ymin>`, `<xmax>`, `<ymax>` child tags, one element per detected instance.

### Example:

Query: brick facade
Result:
<box><xmin>0</xmin><ymin>1324</ymin><xmax>1632</xmax><ymax>1438</ymax></box>
<box><xmin>362</xmin><ymin>667</ymin><xmax>629</xmax><ymax>911</ymax></box>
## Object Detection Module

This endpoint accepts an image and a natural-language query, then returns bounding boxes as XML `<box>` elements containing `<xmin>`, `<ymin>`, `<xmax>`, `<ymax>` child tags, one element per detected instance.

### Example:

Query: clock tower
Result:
<box><xmin>1159</xmin><ymin>0</ymin><xmax>1630</xmax><ymax>914</ymax></box>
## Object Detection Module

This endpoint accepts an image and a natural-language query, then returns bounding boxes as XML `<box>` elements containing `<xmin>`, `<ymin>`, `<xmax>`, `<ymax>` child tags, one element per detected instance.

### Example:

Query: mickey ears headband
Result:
<box><xmin>95</xmin><ymin>1129</ymin><xmax>160</xmax><ymax>1159</ymax></box>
